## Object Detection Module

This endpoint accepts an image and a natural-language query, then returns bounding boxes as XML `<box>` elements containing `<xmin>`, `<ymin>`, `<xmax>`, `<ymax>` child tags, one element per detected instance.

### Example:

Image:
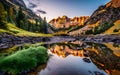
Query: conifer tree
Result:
<box><xmin>0</xmin><ymin>2</ymin><xmax>7</xmax><ymax>27</ymax></box>
<box><xmin>42</xmin><ymin>17</ymin><xmax>48</xmax><ymax>33</ymax></box>
<box><xmin>8</xmin><ymin>7</ymin><xmax>15</xmax><ymax>23</ymax></box>
<box><xmin>16</xmin><ymin>7</ymin><xmax>25</xmax><ymax>28</ymax></box>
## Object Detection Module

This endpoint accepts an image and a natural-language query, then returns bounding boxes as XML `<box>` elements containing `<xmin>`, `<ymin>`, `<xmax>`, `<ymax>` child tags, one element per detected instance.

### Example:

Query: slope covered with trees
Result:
<box><xmin>68</xmin><ymin>0</ymin><xmax>120</xmax><ymax>36</ymax></box>
<box><xmin>0</xmin><ymin>0</ymin><xmax>49</xmax><ymax>35</ymax></box>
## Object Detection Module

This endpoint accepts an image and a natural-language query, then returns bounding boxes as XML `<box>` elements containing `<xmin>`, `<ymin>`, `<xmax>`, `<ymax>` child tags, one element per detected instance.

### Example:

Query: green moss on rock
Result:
<box><xmin>0</xmin><ymin>46</ymin><xmax>48</xmax><ymax>74</ymax></box>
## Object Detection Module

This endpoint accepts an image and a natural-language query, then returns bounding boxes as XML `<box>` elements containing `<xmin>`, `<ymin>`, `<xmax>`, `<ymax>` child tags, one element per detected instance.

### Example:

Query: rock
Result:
<box><xmin>84</xmin><ymin>53</ymin><xmax>89</xmax><ymax>57</ymax></box>
<box><xmin>0</xmin><ymin>33</ymin><xmax>51</xmax><ymax>49</ymax></box>
<box><xmin>79</xmin><ymin>34</ymin><xmax>120</xmax><ymax>44</ymax></box>
<box><xmin>94</xmin><ymin>71</ymin><xmax>104</xmax><ymax>75</ymax></box>
<box><xmin>1</xmin><ymin>38</ymin><xmax>12</xmax><ymax>42</ymax></box>
<box><xmin>83</xmin><ymin>58</ymin><xmax>91</xmax><ymax>63</ymax></box>
<box><xmin>9</xmin><ymin>0</ymin><xmax>26</xmax><ymax>8</ymax></box>
<box><xmin>0</xmin><ymin>44</ymin><xmax>9</xmax><ymax>49</ymax></box>
<box><xmin>0</xmin><ymin>70</ymin><xmax>6</xmax><ymax>75</ymax></box>
<box><xmin>49</xmin><ymin>16</ymin><xmax>89</xmax><ymax>28</ymax></box>
<box><xmin>111</xmin><ymin>0</ymin><xmax>120</xmax><ymax>8</ymax></box>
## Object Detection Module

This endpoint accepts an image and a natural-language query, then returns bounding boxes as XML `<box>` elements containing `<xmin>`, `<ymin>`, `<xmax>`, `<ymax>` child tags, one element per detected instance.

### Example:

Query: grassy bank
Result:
<box><xmin>0</xmin><ymin>46</ymin><xmax>48</xmax><ymax>75</ymax></box>
<box><xmin>0</xmin><ymin>23</ymin><xmax>52</xmax><ymax>37</ymax></box>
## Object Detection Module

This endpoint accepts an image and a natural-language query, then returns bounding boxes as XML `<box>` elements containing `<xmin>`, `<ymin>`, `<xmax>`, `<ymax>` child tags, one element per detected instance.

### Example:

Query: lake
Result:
<box><xmin>27</xmin><ymin>40</ymin><xmax>120</xmax><ymax>75</ymax></box>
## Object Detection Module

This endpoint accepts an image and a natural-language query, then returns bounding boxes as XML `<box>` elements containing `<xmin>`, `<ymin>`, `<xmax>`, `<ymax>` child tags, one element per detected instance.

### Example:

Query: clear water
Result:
<box><xmin>1</xmin><ymin>40</ymin><xmax>120</xmax><ymax>75</ymax></box>
<box><xmin>33</xmin><ymin>41</ymin><xmax>120</xmax><ymax>75</ymax></box>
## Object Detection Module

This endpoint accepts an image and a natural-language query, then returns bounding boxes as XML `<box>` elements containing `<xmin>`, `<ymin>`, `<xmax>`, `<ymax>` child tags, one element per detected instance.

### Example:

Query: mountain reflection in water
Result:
<box><xmin>28</xmin><ymin>41</ymin><xmax>120</xmax><ymax>75</ymax></box>
<box><xmin>39</xmin><ymin>54</ymin><xmax>106</xmax><ymax>75</ymax></box>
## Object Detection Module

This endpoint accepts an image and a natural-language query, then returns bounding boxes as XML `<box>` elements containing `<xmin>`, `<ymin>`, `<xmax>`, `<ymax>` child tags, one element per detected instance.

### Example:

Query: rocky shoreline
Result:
<box><xmin>1</xmin><ymin>33</ymin><xmax>120</xmax><ymax>49</ymax></box>
<box><xmin>0</xmin><ymin>33</ymin><xmax>50</xmax><ymax>49</ymax></box>
<box><xmin>75</xmin><ymin>34</ymin><xmax>120</xmax><ymax>44</ymax></box>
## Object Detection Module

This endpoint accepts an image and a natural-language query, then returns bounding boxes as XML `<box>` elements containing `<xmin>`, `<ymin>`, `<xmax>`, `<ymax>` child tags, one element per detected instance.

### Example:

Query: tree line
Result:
<box><xmin>0</xmin><ymin>1</ymin><xmax>48</xmax><ymax>34</ymax></box>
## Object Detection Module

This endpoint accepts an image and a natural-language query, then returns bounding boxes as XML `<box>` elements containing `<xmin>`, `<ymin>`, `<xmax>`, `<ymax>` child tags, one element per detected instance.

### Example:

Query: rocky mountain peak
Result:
<box><xmin>106</xmin><ymin>0</ymin><xmax>120</xmax><ymax>8</ymax></box>
<box><xmin>85</xmin><ymin>0</ymin><xmax>120</xmax><ymax>25</ymax></box>
<box><xmin>62</xmin><ymin>15</ymin><xmax>68</xmax><ymax>19</ymax></box>
<box><xmin>112</xmin><ymin>0</ymin><xmax>120</xmax><ymax>7</ymax></box>
<box><xmin>69</xmin><ymin>0</ymin><xmax>120</xmax><ymax>35</ymax></box>
<box><xmin>49</xmin><ymin>16</ymin><xmax>89</xmax><ymax>28</ymax></box>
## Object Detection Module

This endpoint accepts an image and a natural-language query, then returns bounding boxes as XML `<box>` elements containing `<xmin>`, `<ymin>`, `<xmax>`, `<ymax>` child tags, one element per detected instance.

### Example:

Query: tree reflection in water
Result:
<box><xmin>26</xmin><ymin>41</ymin><xmax>120</xmax><ymax>75</ymax></box>
<box><xmin>45</xmin><ymin>41</ymin><xmax>120</xmax><ymax>75</ymax></box>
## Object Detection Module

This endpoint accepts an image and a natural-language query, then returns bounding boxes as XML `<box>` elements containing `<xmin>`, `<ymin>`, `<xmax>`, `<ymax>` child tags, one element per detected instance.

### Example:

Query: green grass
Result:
<box><xmin>0</xmin><ymin>23</ymin><xmax>52</xmax><ymax>37</ymax></box>
<box><xmin>0</xmin><ymin>46</ymin><xmax>48</xmax><ymax>75</ymax></box>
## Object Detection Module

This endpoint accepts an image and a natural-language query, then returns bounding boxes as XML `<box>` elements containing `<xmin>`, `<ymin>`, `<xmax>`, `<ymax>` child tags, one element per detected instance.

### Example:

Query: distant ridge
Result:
<box><xmin>49</xmin><ymin>15</ymin><xmax>89</xmax><ymax>28</ymax></box>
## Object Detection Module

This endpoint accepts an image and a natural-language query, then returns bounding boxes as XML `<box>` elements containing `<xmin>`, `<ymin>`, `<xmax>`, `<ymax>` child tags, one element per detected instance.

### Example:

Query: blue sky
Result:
<box><xmin>23</xmin><ymin>0</ymin><xmax>110</xmax><ymax>21</ymax></box>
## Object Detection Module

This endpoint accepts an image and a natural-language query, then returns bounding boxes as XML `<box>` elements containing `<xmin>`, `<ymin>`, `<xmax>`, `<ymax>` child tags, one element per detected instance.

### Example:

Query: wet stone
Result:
<box><xmin>0</xmin><ymin>70</ymin><xmax>6</xmax><ymax>75</ymax></box>
<box><xmin>94</xmin><ymin>71</ymin><xmax>104</xmax><ymax>75</ymax></box>
<box><xmin>83</xmin><ymin>58</ymin><xmax>91</xmax><ymax>63</ymax></box>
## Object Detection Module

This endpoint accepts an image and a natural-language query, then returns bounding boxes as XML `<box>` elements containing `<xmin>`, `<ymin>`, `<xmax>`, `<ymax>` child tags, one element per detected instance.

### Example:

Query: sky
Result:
<box><xmin>23</xmin><ymin>0</ymin><xmax>110</xmax><ymax>22</ymax></box>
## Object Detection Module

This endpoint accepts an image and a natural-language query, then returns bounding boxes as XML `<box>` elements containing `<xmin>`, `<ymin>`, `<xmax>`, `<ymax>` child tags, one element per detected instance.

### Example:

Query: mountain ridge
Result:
<box><xmin>69</xmin><ymin>0</ymin><xmax>120</xmax><ymax>35</ymax></box>
<box><xmin>49</xmin><ymin>15</ymin><xmax>89</xmax><ymax>28</ymax></box>
<box><xmin>0</xmin><ymin>0</ymin><xmax>49</xmax><ymax>35</ymax></box>
<box><xmin>8</xmin><ymin>0</ymin><xmax>26</xmax><ymax>8</ymax></box>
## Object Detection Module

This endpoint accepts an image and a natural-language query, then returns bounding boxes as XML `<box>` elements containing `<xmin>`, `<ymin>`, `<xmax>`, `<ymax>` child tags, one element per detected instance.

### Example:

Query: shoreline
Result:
<box><xmin>0</xmin><ymin>33</ymin><xmax>120</xmax><ymax>49</ymax></box>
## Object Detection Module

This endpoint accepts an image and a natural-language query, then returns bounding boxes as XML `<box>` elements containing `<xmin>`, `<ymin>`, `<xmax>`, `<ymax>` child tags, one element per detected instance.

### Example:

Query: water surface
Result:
<box><xmin>1</xmin><ymin>40</ymin><xmax>120</xmax><ymax>75</ymax></box>
<box><xmin>38</xmin><ymin>41</ymin><xmax>120</xmax><ymax>75</ymax></box>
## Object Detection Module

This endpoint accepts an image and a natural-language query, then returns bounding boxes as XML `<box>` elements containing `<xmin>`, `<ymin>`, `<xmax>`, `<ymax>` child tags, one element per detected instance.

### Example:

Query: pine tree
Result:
<box><xmin>42</xmin><ymin>17</ymin><xmax>48</xmax><ymax>33</ymax></box>
<box><xmin>8</xmin><ymin>7</ymin><xmax>15</xmax><ymax>23</ymax></box>
<box><xmin>16</xmin><ymin>7</ymin><xmax>25</xmax><ymax>28</ymax></box>
<box><xmin>0</xmin><ymin>2</ymin><xmax>7</xmax><ymax>27</ymax></box>
<box><xmin>38</xmin><ymin>16</ymin><xmax>42</xmax><ymax>32</ymax></box>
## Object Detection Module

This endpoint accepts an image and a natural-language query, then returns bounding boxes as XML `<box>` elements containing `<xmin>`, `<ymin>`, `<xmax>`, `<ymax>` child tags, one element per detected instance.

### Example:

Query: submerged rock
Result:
<box><xmin>94</xmin><ymin>71</ymin><xmax>104</xmax><ymax>75</ymax></box>
<box><xmin>83</xmin><ymin>58</ymin><xmax>91</xmax><ymax>63</ymax></box>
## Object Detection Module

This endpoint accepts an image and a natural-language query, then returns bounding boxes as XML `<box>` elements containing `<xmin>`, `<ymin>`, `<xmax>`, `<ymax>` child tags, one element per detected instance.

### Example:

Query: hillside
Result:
<box><xmin>5</xmin><ymin>0</ymin><xmax>38</xmax><ymax>19</ymax></box>
<box><xmin>104</xmin><ymin>20</ymin><xmax>120</xmax><ymax>34</ymax></box>
<box><xmin>69</xmin><ymin>0</ymin><xmax>120</xmax><ymax>36</ymax></box>
<box><xmin>0</xmin><ymin>0</ymin><xmax>50</xmax><ymax>35</ymax></box>
<box><xmin>8</xmin><ymin>0</ymin><xmax>26</xmax><ymax>7</ymax></box>
<box><xmin>0</xmin><ymin>23</ymin><xmax>51</xmax><ymax>37</ymax></box>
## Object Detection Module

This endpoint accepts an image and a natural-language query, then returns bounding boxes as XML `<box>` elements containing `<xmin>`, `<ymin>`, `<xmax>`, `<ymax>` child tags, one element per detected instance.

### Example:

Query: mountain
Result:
<box><xmin>49</xmin><ymin>15</ymin><xmax>89</xmax><ymax>29</ymax></box>
<box><xmin>9</xmin><ymin>0</ymin><xmax>26</xmax><ymax>8</ymax></box>
<box><xmin>5</xmin><ymin>0</ymin><xmax>39</xmax><ymax>19</ymax></box>
<box><xmin>69</xmin><ymin>0</ymin><xmax>120</xmax><ymax>35</ymax></box>
<box><xmin>0</xmin><ymin>0</ymin><xmax>49</xmax><ymax>35</ymax></box>
<box><xmin>85</xmin><ymin>0</ymin><xmax>120</xmax><ymax>25</ymax></box>
<box><xmin>110</xmin><ymin>0</ymin><xmax>120</xmax><ymax>8</ymax></box>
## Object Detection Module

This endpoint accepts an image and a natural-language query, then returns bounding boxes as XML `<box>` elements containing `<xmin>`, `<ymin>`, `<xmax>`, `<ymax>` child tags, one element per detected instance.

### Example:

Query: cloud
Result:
<box><xmin>24</xmin><ymin>0</ymin><xmax>47</xmax><ymax>14</ymax></box>
<box><xmin>29</xmin><ymin>2</ymin><xmax>37</xmax><ymax>8</ymax></box>
<box><xmin>37</xmin><ymin>10</ymin><xmax>46</xmax><ymax>14</ymax></box>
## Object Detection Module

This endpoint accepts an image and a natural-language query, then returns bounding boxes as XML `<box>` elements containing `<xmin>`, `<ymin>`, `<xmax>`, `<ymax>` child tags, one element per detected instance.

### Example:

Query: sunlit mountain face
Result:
<box><xmin>23</xmin><ymin>0</ymin><xmax>110</xmax><ymax>22</ymax></box>
<box><xmin>49</xmin><ymin>16</ymin><xmax>89</xmax><ymax>29</ymax></box>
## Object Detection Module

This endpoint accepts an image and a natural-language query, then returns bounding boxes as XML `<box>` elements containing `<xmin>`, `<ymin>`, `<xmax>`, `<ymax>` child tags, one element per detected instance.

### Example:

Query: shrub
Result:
<box><xmin>68</xmin><ymin>25</ymin><xmax>84</xmax><ymax>32</ymax></box>
<box><xmin>0</xmin><ymin>46</ymin><xmax>48</xmax><ymax>74</ymax></box>
<box><xmin>113</xmin><ymin>29</ymin><xmax>119</xmax><ymax>32</ymax></box>
<box><xmin>85</xmin><ymin>29</ymin><xmax>93</xmax><ymax>34</ymax></box>
<box><xmin>93</xmin><ymin>21</ymin><xmax>114</xmax><ymax>34</ymax></box>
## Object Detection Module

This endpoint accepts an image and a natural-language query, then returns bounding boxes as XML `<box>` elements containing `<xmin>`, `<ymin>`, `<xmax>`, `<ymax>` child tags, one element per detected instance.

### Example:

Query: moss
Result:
<box><xmin>0</xmin><ymin>46</ymin><xmax>48</xmax><ymax>75</ymax></box>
